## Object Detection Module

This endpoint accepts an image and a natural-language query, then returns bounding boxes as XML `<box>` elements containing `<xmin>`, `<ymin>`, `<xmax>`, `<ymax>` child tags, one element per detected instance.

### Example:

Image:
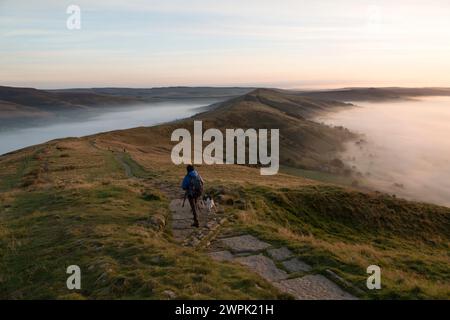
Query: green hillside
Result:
<box><xmin>0</xmin><ymin>89</ymin><xmax>448</xmax><ymax>299</ymax></box>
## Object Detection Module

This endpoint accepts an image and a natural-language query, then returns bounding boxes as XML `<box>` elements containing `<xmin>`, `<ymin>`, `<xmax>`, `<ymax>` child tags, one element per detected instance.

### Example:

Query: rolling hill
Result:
<box><xmin>49</xmin><ymin>87</ymin><xmax>255</xmax><ymax>100</ymax></box>
<box><xmin>2</xmin><ymin>85</ymin><xmax>450</xmax><ymax>129</ymax></box>
<box><xmin>194</xmin><ymin>88</ymin><xmax>356</xmax><ymax>173</ymax></box>
<box><xmin>0</xmin><ymin>86</ymin><xmax>254</xmax><ymax>129</ymax></box>
<box><xmin>0</xmin><ymin>86</ymin><xmax>254</xmax><ymax>115</ymax></box>
<box><xmin>0</xmin><ymin>86</ymin><xmax>142</xmax><ymax>111</ymax></box>
<box><xmin>0</xmin><ymin>88</ymin><xmax>448</xmax><ymax>300</ymax></box>
<box><xmin>295</xmin><ymin>87</ymin><xmax>450</xmax><ymax>102</ymax></box>
<box><xmin>0</xmin><ymin>86</ymin><xmax>144</xmax><ymax>128</ymax></box>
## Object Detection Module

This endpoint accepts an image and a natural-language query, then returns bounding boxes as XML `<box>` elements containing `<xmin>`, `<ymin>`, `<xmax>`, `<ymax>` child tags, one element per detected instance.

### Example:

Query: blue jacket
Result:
<box><xmin>182</xmin><ymin>170</ymin><xmax>200</xmax><ymax>190</ymax></box>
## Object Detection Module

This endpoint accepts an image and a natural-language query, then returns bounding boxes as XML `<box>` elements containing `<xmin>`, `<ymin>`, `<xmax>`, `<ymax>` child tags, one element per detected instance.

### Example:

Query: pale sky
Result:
<box><xmin>1</xmin><ymin>0</ymin><xmax>450</xmax><ymax>89</ymax></box>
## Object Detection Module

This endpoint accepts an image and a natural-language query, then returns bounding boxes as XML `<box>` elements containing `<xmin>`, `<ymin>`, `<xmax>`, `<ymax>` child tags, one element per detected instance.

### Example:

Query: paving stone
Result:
<box><xmin>171</xmin><ymin>219</ymin><xmax>194</xmax><ymax>229</ymax></box>
<box><xmin>163</xmin><ymin>290</ymin><xmax>177</xmax><ymax>299</ymax></box>
<box><xmin>169</xmin><ymin>199</ymin><xmax>190</xmax><ymax>214</ymax></box>
<box><xmin>170</xmin><ymin>199</ymin><xmax>356</xmax><ymax>300</ymax></box>
<box><xmin>172</xmin><ymin>229</ymin><xmax>193</xmax><ymax>241</ymax></box>
<box><xmin>267</xmin><ymin>247</ymin><xmax>293</xmax><ymax>261</ymax></box>
<box><xmin>274</xmin><ymin>275</ymin><xmax>357</xmax><ymax>300</ymax></box>
<box><xmin>209</xmin><ymin>251</ymin><xmax>234</xmax><ymax>262</ymax></box>
<box><xmin>172</xmin><ymin>213</ymin><xmax>190</xmax><ymax>220</ymax></box>
<box><xmin>170</xmin><ymin>198</ymin><xmax>213</xmax><ymax>244</ymax></box>
<box><xmin>325</xmin><ymin>269</ymin><xmax>365</xmax><ymax>295</ymax></box>
<box><xmin>206</xmin><ymin>221</ymin><xmax>218</xmax><ymax>229</ymax></box>
<box><xmin>234</xmin><ymin>254</ymin><xmax>288</xmax><ymax>282</ymax></box>
<box><xmin>220</xmin><ymin>235</ymin><xmax>271</xmax><ymax>253</ymax></box>
<box><xmin>282</xmin><ymin>258</ymin><xmax>312</xmax><ymax>273</ymax></box>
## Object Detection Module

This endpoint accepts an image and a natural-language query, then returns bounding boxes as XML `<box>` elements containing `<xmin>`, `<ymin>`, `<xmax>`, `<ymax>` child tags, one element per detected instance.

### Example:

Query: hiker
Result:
<box><xmin>181</xmin><ymin>165</ymin><xmax>204</xmax><ymax>227</ymax></box>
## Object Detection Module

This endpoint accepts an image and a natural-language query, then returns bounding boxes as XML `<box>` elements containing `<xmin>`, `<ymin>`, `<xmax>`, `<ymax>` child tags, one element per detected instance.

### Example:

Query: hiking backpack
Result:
<box><xmin>188</xmin><ymin>173</ymin><xmax>203</xmax><ymax>198</ymax></box>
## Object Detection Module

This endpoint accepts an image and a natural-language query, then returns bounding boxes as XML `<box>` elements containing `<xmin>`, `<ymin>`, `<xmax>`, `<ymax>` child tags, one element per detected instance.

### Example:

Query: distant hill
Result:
<box><xmin>2</xmin><ymin>85</ymin><xmax>450</xmax><ymax>124</ymax></box>
<box><xmin>49</xmin><ymin>87</ymin><xmax>255</xmax><ymax>100</ymax></box>
<box><xmin>0</xmin><ymin>85</ymin><xmax>141</xmax><ymax>111</ymax></box>
<box><xmin>0</xmin><ymin>86</ymin><xmax>254</xmax><ymax>128</ymax></box>
<box><xmin>192</xmin><ymin>88</ymin><xmax>356</xmax><ymax>173</ymax></box>
<box><xmin>0</xmin><ymin>86</ymin><xmax>144</xmax><ymax>129</ymax></box>
<box><xmin>295</xmin><ymin>87</ymin><xmax>450</xmax><ymax>102</ymax></box>
<box><xmin>0</xmin><ymin>100</ymin><xmax>51</xmax><ymax>119</ymax></box>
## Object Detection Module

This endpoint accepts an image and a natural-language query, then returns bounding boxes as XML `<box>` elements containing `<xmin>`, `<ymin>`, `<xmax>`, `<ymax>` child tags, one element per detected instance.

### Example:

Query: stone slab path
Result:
<box><xmin>168</xmin><ymin>199</ymin><xmax>357</xmax><ymax>300</ymax></box>
<box><xmin>235</xmin><ymin>254</ymin><xmax>289</xmax><ymax>282</ymax></box>
<box><xmin>274</xmin><ymin>275</ymin><xmax>356</xmax><ymax>300</ymax></box>
<box><xmin>169</xmin><ymin>199</ymin><xmax>227</xmax><ymax>247</ymax></box>
<box><xmin>207</xmin><ymin>234</ymin><xmax>357</xmax><ymax>300</ymax></box>
<box><xmin>267</xmin><ymin>247</ymin><xmax>293</xmax><ymax>261</ymax></box>
<box><xmin>220</xmin><ymin>235</ymin><xmax>271</xmax><ymax>253</ymax></box>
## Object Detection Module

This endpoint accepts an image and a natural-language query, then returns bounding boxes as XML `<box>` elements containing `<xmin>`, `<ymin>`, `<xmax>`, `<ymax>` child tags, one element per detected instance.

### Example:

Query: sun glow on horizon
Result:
<box><xmin>2</xmin><ymin>0</ymin><xmax>450</xmax><ymax>89</ymax></box>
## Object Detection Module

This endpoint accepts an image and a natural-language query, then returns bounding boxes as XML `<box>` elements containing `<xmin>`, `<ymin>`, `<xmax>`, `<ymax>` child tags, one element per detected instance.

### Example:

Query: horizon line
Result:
<box><xmin>3</xmin><ymin>84</ymin><xmax>450</xmax><ymax>91</ymax></box>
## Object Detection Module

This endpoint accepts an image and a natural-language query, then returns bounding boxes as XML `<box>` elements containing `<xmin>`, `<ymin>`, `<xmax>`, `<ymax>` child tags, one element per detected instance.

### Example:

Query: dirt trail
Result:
<box><xmin>114</xmin><ymin>153</ymin><xmax>133</xmax><ymax>178</ymax></box>
<box><xmin>89</xmin><ymin>139</ymin><xmax>137</xmax><ymax>179</ymax></box>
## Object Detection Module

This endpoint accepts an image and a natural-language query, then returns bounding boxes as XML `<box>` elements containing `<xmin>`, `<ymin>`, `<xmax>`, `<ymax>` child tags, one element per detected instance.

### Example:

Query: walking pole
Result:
<box><xmin>182</xmin><ymin>191</ymin><xmax>187</xmax><ymax>207</ymax></box>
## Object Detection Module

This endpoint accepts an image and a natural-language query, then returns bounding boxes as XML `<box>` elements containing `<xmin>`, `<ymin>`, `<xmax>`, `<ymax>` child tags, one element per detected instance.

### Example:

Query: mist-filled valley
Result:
<box><xmin>316</xmin><ymin>96</ymin><xmax>450</xmax><ymax>207</ymax></box>
<box><xmin>0</xmin><ymin>99</ymin><xmax>218</xmax><ymax>155</ymax></box>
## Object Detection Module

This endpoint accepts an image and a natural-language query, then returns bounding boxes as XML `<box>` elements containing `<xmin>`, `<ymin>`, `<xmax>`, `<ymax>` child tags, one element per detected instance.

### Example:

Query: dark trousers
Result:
<box><xmin>188</xmin><ymin>196</ymin><xmax>199</xmax><ymax>223</ymax></box>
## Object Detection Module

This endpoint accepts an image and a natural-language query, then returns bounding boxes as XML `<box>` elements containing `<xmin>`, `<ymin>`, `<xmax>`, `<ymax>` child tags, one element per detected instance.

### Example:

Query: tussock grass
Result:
<box><xmin>223</xmin><ymin>184</ymin><xmax>450</xmax><ymax>299</ymax></box>
<box><xmin>0</xmin><ymin>141</ymin><xmax>283</xmax><ymax>299</ymax></box>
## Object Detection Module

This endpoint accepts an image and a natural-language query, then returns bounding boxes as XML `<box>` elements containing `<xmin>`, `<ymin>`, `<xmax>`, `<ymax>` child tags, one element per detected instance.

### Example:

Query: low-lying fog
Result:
<box><xmin>317</xmin><ymin>96</ymin><xmax>450</xmax><ymax>207</ymax></box>
<box><xmin>0</xmin><ymin>100</ymin><xmax>216</xmax><ymax>156</ymax></box>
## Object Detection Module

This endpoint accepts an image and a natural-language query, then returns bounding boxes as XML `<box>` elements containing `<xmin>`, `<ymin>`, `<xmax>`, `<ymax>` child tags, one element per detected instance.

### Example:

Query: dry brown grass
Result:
<box><xmin>228</xmin><ymin>187</ymin><xmax>450</xmax><ymax>299</ymax></box>
<box><xmin>0</xmin><ymin>90</ymin><xmax>448</xmax><ymax>299</ymax></box>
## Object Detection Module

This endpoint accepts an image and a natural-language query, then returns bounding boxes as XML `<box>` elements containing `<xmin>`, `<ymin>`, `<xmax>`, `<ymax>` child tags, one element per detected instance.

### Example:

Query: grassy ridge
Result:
<box><xmin>0</xmin><ymin>88</ymin><xmax>449</xmax><ymax>299</ymax></box>
<box><xmin>0</xmin><ymin>136</ymin><xmax>448</xmax><ymax>299</ymax></box>
<box><xmin>0</xmin><ymin>141</ymin><xmax>284</xmax><ymax>299</ymax></box>
<box><xmin>0</xmin><ymin>187</ymin><xmax>280</xmax><ymax>299</ymax></box>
